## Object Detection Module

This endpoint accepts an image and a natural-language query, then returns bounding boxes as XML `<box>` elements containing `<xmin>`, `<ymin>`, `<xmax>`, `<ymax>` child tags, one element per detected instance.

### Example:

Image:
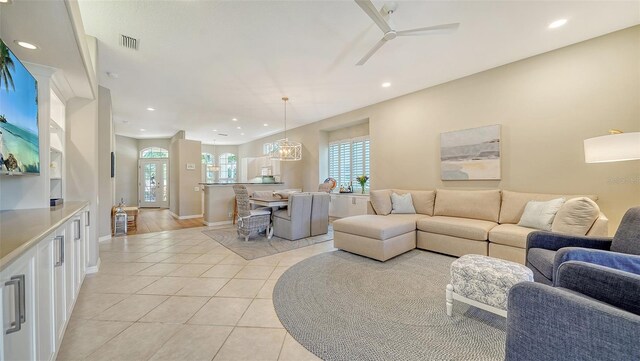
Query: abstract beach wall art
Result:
<box><xmin>440</xmin><ymin>125</ymin><xmax>501</xmax><ymax>180</ymax></box>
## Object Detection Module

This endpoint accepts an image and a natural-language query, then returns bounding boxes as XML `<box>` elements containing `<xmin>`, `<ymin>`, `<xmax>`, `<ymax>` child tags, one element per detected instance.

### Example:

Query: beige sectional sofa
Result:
<box><xmin>333</xmin><ymin>189</ymin><xmax>608</xmax><ymax>264</ymax></box>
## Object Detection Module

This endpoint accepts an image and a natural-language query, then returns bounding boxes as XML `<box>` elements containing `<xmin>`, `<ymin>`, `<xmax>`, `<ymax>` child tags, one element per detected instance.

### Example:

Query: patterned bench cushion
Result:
<box><xmin>450</xmin><ymin>254</ymin><xmax>533</xmax><ymax>310</ymax></box>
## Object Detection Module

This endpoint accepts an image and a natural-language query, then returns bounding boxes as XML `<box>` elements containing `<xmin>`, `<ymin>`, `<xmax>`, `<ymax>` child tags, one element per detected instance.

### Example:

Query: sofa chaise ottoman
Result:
<box><xmin>333</xmin><ymin>214</ymin><xmax>425</xmax><ymax>261</ymax></box>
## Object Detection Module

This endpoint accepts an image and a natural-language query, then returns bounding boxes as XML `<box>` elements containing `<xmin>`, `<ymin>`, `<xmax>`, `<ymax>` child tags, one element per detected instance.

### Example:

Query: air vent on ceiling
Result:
<box><xmin>218</xmin><ymin>133</ymin><xmax>228</xmax><ymax>137</ymax></box>
<box><xmin>119</xmin><ymin>34</ymin><xmax>138</xmax><ymax>50</ymax></box>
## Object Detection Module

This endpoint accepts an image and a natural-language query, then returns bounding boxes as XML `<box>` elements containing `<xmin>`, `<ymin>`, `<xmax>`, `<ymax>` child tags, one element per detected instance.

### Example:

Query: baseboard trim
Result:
<box><xmin>98</xmin><ymin>235</ymin><xmax>112</xmax><ymax>243</ymax></box>
<box><xmin>204</xmin><ymin>220</ymin><xmax>232</xmax><ymax>227</ymax></box>
<box><xmin>169</xmin><ymin>211</ymin><xmax>204</xmax><ymax>220</ymax></box>
<box><xmin>86</xmin><ymin>258</ymin><xmax>101</xmax><ymax>274</ymax></box>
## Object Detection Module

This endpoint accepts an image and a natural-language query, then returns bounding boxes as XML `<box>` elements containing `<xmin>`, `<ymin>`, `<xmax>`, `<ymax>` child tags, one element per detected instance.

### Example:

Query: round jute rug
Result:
<box><xmin>273</xmin><ymin>250</ymin><xmax>506</xmax><ymax>361</ymax></box>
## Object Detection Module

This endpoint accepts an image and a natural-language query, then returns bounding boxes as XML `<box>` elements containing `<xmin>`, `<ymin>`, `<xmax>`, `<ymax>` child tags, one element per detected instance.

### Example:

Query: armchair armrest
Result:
<box><xmin>554</xmin><ymin>247</ymin><xmax>640</xmax><ymax>277</ymax></box>
<box><xmin>506</xmin><ymin>282</ymin><xmax>640</xmax><ymax>361</ymax></box>
<box><xmin>555</xmin><ymin>261</ymin><xmax>640</xmax><ymax>315</ymax></box>
<box><xmin>526</xmin><ymin>231</ymin><xmax>612</xmax><ymax>252</ymax></box>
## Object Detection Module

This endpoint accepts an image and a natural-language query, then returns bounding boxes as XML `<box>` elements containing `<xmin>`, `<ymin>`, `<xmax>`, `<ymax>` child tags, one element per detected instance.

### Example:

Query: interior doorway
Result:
<box><xmin>138</xmin><ymin>156</ymin><xmax>169</xmax><ymax>208</ymax></box>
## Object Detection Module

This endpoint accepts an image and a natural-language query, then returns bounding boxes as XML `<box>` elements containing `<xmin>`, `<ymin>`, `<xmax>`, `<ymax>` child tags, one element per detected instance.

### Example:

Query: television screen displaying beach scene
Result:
<box><xmin>0</xmin><ymin>39</ymin><xmax>40</xmax><ymax>174</ymax></box>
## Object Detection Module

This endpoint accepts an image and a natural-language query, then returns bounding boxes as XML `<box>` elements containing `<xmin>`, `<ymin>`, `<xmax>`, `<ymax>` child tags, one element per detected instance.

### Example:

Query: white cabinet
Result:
<box><xmin>1</xmin><ymin>207</ymin><xmax>87</xmax><ymax>361</ymax></box>
<box><xmin>329</xmin><ymin>194</ymin><xmax>369</xmax><ymax>218</ymax></box>
<box><xmin>1</xmin><ymin>248</ymin><xmax>36</xmax><ymax>361</ymax></box>
<box><xmin>36</xmin><ymin>234</ymin><xmax>56</xmax><ymax>361</ymax></box>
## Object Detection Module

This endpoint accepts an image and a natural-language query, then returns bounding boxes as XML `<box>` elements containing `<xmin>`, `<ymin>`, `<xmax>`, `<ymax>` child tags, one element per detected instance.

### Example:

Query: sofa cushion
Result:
<box><xmin>391</xmin><ymin>192</ymin><xmax>416</xmax><ymax>214</ymax></box>
<box><xmin>489</xmin><ymin>224</ymin><xmax>537</xmax><ymax>248</ymax></box>
<box><xmin>433</xmin><ymin>189</ymin><xmax>501</xmax><ymax>222</ymax></box>
<box><xmin>518</xmin><ymin>198</ymin><xmax>566</xmax><ymax>231</ymax></box>
<box><xmin>551</xmin><ymin>197</ymin><xmax>600</xmax><ymax>235</ymax></box>
<box><xmin>499</xmin><ymin>190</ymin><xmax>598</xmax><ymax>224</ymax></box>
<box><xmin>393</xmin><ymin>189</ymin><xmax>436</xmax><ymax>216</ymax></box>
<box><xmin>333</xmin><ymin>215</ymin><xmax>418</xmax><ymax>240</ymax></box>
<box><xmin>370</xmin><ymin>190</ymin><xmax>393</xmax><ymax>215</ymax></box>
<box><xmin>416</xmin><ymin>216</ymin><xmax>497</xmax><ymax>241</ymax></box>
<box><xmin>527</xmin><ymin>248</ymin><xmax>556</xmax><ymax>280</ymax></box>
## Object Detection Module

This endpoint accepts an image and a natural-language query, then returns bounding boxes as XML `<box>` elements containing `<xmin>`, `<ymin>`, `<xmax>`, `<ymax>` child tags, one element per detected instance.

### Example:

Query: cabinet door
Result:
<box><xmin>64</xmin><ymin>221</ymin><xmax>76</xmax><ymax>314</ymax></box>
<box><xmin>72</xmin><ymin>216</ymin><xmax>84</xmax><ymax>294</ymax></box>
<box><xmin>53</xmin><ymin>228</ymin><xmax>67</xmax><ymax>347</ymax></box>
<box><xmin>1</xmin><ymin>248</ymin><xmax>36</xmax><ymax>361</ymax></box>
<box><xmin>350</xmin><ymin>197</ymin><xmax>369</xmax><ymax>217</ymax></box>
<box><xmin>329</xmin><ymin>195</ymin><xmax>348</xmax><ymax>218</ymax></box>
<box><xmin>36</xmin><ymin>235</ymin><xmax>56</xmax><ymax>361</ymax></box>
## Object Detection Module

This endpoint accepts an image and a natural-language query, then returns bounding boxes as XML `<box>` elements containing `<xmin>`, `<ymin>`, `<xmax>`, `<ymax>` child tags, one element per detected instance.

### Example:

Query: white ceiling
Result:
<box><xmin>77</xmin><ymin>1</ymin><xmax>640</xmax><ymax>145</ymax></box>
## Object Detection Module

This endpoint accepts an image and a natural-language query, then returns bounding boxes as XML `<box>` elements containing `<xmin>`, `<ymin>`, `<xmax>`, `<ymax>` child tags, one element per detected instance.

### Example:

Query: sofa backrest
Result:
<box><xmin>434</xmin><ymin>189</ymin><xmax>501</xmax><ymax>222</ymax></box>
<box><xmin>499</xmin><ymin>190</ymin><xmax>598</xmax><ymax>224</ymax></box>
<box><xmin>369</xmin><ymin>189</ymin><xmax>436</xmax><ymax>216</ymax></box>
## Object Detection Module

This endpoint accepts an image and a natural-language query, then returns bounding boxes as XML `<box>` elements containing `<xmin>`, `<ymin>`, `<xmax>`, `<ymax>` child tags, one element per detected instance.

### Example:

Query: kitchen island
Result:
<box><xmin>200</xmin><ymin>182</ymin><xmax>287</xmax><ymax>226</ymax></box>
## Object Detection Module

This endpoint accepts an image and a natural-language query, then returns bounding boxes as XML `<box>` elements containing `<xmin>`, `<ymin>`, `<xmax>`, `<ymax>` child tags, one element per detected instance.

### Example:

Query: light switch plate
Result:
<box><xmin>186</xmin><ymin>163</ymin><xmax>196</xmax><ymax>170</ymax></box>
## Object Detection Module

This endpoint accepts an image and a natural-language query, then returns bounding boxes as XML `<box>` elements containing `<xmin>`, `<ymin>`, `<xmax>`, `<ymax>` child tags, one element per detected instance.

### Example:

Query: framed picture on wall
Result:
<box><xmin>440</xmin><ymin>124</ymin><xmax>501</xmax><ymax>180</ymax></box>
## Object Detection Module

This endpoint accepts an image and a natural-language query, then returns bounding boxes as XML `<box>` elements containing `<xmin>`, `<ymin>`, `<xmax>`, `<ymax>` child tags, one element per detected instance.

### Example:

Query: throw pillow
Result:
<box><xmin>391</xmin><ymin>192</ymin><xmax>416</xmax><ymax>214</ymax></box>
<box><xmin>518</xmin><ymin>198</ymin><xmax>566</xmax><ymax>231</ymax></box>
<box><xmin>551</xmin><ymin>197</ymin><xmax>600</xmax><ymax>235</ymax></box>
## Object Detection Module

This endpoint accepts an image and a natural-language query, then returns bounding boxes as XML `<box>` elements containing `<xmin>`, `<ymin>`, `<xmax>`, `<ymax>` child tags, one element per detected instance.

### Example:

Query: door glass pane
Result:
<box><xmin>162</xmin><ymin>163</ymin><xmax>168</xmax><ymax>202</ymax></box>
<box><xmin>144</xmin><ymin>163</ymin><xmax>157</xmax><ymax>202</ymax></box>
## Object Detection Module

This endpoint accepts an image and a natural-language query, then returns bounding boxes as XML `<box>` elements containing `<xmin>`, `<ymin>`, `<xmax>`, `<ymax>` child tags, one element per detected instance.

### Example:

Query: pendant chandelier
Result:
<box><xmin>208</xmin><ymin>140</ymin><xmax>220</xmax><ymax>171</ymax></box>
<box><xmin>270</xmin><ymin>97</ymin><xmax>302</xmax><ymax>161</ymax></box>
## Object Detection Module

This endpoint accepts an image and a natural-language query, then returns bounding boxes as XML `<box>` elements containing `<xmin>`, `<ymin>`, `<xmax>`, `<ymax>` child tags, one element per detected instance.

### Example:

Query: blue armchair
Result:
<box><xmin>505</xmin><ymin>261</ymin><xmax>640</xmax><ymax>361</ymax></box>
<box><xmin>526</xmin><ymin>206</ymin><xmax>640</xmax><ymax>285</ymax></box>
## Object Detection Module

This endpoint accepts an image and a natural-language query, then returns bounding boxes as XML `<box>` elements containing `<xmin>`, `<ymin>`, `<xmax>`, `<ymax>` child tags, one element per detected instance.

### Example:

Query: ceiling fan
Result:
<box><xmin>354</xmin><ymin>0</ymin><xmax>460</xmax><ymax>66</ymax></box>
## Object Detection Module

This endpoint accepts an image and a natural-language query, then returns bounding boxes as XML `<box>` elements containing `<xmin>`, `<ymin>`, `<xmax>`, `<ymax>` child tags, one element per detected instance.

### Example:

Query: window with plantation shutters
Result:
<box><xmin>328</xmin><ymin>137</ymin><xmax>370</xmax><ymax>193</ymax></box>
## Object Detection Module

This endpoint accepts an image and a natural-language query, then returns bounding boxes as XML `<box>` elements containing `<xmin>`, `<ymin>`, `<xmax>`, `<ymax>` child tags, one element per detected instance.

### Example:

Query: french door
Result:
<box><xmin>138</xmin><ymin>159</ymin><xmax>169</xmax><ymax>208</ymax></box>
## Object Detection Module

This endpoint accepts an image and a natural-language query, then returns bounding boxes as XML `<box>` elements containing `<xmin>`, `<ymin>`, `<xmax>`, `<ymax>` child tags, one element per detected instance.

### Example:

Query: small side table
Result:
<box><xmin>122</xmin><ymin>207</ymin><xmax>139</xmax><ymax>233</ymax></box>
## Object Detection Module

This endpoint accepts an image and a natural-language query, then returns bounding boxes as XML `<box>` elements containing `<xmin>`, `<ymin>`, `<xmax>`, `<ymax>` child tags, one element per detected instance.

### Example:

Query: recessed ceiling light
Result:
<box><xmin>236</xmin><ymin>126</ymin><xmax>241</xmax><ymax>129</ymax></box>
<box><xmin>240</xmin><ymin>133</ymin><xmax>245</xmax><ymax>135</ymax></box>
<box><xmin>381</xmin><ymin>82</ymin><xmax>391</xmax><ymax>88</ymax></box>
<box><xmin>14</xmin><ymin>40</ymin><xmax>38</xmax><ymax>50</ymax></box>
<box><xmin>212</xmin><ymin>129</ymin><xmax>217</xmax><ymax>132</ymax></box>
<box><xmin>548</xmin><ymin>19</ymin><xmax>568</xmax><ymax>29</ymax></box>
<box><xmin>140</xmin><ymin>128</ymin><xmax>146</xmax><ymax>131</ymax></box>
<box><xmin>146</xmin><ymin>107</ymin><xmax>155</xmax><ymax>111</ymax></box>
<box><xmin>0</xmin><ymin>0</ymin><xmax>13</xmax><ymax>4</ymax></box>
<box><xmin>263</xmin><ymin>123</ymin><xmax>268</xmax><ymax>127</ymax></box>
<box><xmin>232</xmin><ymin>118</ymin><xmax>238</xmax><ymax>121</ymax></box>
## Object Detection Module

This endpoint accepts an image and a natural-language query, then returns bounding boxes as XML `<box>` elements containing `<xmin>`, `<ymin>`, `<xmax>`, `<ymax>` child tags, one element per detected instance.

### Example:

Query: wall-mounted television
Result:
<box><xmin>0</xmin><ymin>38</ymin><xmax>40</xmax><ymax>175</ymax></box>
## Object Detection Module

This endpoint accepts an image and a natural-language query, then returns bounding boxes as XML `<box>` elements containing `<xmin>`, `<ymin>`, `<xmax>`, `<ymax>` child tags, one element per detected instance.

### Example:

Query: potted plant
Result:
<box><xmin>356</xmin><ymin>175</ymin><xmax>369</xmax><ymax>194</ymax></box>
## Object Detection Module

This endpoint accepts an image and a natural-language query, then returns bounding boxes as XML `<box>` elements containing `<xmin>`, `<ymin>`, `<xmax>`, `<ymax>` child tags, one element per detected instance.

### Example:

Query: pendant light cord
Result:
<box><xmin>282</xmin><ymin>96</ymin><xmax>289</xmax><ymax>140</ymax></box>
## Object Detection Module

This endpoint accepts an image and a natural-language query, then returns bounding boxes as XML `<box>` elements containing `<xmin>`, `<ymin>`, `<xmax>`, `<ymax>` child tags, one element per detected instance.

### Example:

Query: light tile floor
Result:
<box><xmin>57</xmin><ymin>226</ymin><xmax>331</xmax><ymax>361</ymax></box>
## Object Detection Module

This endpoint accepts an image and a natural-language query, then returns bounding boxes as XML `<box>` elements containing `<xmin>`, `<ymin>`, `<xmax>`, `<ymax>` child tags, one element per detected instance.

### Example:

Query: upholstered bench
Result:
<box><xmin>333</xmin><ymin>214</ymin><xmax>422</xmax><ymax>261</ymax></box>
<box><xmin>446</xmin><ymin>254</ymin><xmax>533</xmax><ymax>317</ymax></box>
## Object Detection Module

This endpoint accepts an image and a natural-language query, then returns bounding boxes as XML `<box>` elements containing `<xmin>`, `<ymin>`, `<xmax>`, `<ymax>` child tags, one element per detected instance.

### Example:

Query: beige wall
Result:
<box><xmin>168</xmin><ymin>137</ymin><xmax>202</xmax><ymax>217</ymax></box>
<box><xmin>328</xmin><ymin>121</ymin><xmax>370</xmax><ymax>142</ymax></box>
<box><xmin>177</xmin><ymin>139</ymin><xmax>203</xmax><ymax>216</ymax></box>
<box><xmin>115</xmin><ymin>135</ymin><xmax>138</xmax><ymax>205</ymax></box>
<box><xmin>97</xmin><ymin>86</ymin><xmax>114</xmax><ymax>238</ymax></box>
<box><xmin>239</xmin><ymin>26</ymin><xmax>640</xmax><ymax>234</ymax></box>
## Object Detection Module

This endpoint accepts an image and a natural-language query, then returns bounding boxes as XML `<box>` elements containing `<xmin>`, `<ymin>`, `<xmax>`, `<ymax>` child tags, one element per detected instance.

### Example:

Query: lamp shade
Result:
<box><xmin>584</xmin><ymin>132</ymin><xmax>640</xmax><ymax>163</ymax></box>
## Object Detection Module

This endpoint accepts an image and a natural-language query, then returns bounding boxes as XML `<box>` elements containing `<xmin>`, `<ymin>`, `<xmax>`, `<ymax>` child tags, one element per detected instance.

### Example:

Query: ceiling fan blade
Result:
<box><xmin>355</xmin><ymin>0</ymin><xmax>391</xmax><ymax>33</ymax></box>
<box><xmin>356</xmin><ymin>38</ymin><xmax>387</xmax><ymax>66</ymax></box>
<box><xmin>396</xmin><ymin>23</ymin><xmax>460</xmax><ymax>36</ymax></box>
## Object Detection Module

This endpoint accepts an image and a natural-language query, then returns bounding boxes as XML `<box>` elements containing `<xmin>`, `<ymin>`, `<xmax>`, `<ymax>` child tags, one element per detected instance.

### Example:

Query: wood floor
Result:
<box><xmin>129</xmin><ymin>208</ymin><xmax>205</xmax><ymax>235</ymax></box>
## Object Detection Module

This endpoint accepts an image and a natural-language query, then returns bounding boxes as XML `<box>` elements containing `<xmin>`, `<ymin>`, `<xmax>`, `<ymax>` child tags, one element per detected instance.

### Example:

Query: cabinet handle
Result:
<box><xmin>74</xmin><ymin>219</ymin><xmax>81</xmax><ymax>240</ymax></box>
<box><xmin>4</xmin><ymin>274</ymin><xmax>25</xmax><ymax>334</ymax></box>
<box><xmin>54</xmin><ymin>235</ymin><xmax>65</xmax><ymax>267</ymax></box>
